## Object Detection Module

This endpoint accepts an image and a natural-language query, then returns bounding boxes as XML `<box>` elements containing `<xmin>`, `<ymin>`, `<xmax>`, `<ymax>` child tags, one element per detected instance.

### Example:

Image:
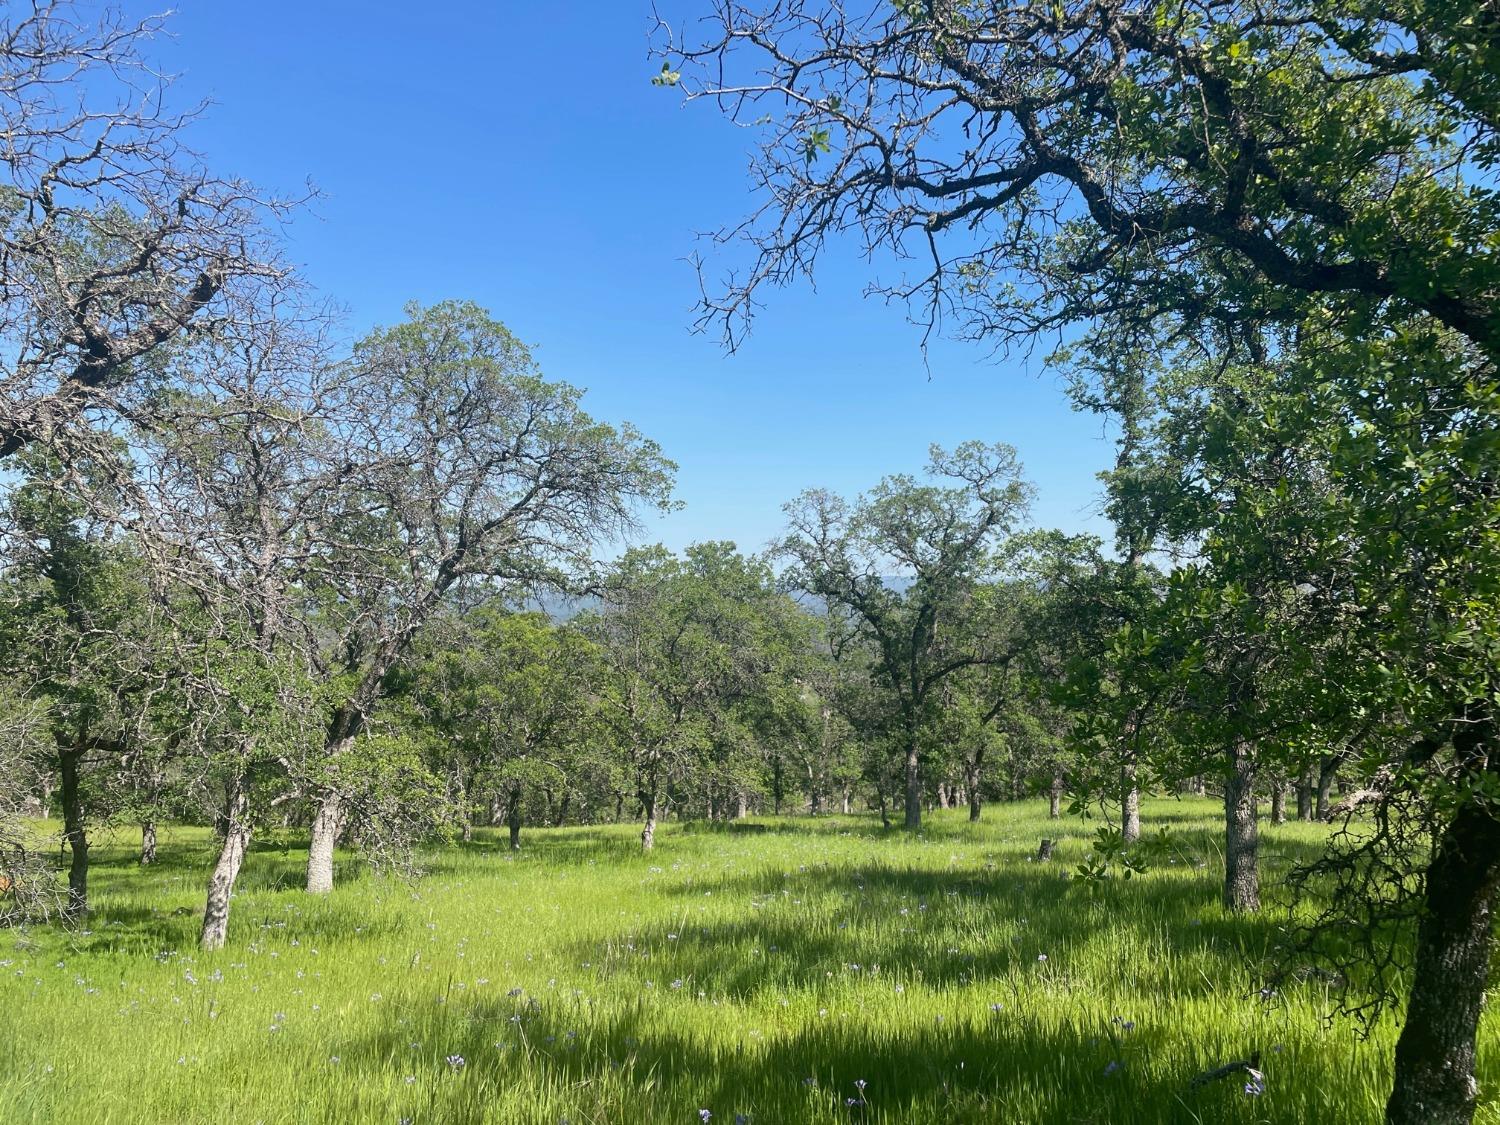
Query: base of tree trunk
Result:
<box><xmin>1121</xmin><ymin>762</ymin><xmax>1141</xmax><ymax>845</ymax></box>
<box><xmin>1223</xmin><ymin>740</ymin><xmax>1260</xmax><ymax>913</ymax></box>
<box><xmin>305</xmin><ymin>793</ymin><xmax>344</xmax><ymax>894</ymax></box>
<box><xmin>201</xmin><ymin>783</ymin><xmax>251</xmax><ymax>950</ymax></box>
<box><xmin>1386</xmin><ymin>751</ymin><xmax>1500</xmax><ymax>1125</ymax></box>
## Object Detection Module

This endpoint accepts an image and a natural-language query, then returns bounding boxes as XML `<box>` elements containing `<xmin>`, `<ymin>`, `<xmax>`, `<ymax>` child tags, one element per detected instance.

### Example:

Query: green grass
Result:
<box><xmin>0</xmin><ymin>798</ymin><xmax>1494</xmax><ymax>1124</ymax></box>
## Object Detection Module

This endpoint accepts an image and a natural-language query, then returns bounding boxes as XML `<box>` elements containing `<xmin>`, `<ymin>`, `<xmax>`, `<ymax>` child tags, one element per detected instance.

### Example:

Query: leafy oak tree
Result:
<box><xmin>777</xmin><ymin>441</ymin><xmax>1033</xmax><ymax>828</ymax></box>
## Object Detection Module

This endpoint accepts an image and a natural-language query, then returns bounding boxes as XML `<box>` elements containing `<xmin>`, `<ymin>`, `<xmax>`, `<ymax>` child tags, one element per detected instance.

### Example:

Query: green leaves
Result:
<box><xmin>800</xmin><ymin>128</ymin><xmax>832</xmax><ymax>167</ymax></box>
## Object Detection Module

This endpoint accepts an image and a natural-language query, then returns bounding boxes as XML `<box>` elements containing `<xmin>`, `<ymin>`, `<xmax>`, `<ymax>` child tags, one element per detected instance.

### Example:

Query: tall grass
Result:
<box><xmin>0</xmin><ymin>798</ymin><xmax>1491</xmax><ymax>1123</ymax></box>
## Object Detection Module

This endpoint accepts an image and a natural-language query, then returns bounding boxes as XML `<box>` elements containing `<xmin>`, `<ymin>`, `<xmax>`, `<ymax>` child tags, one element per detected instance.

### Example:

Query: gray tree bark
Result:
<box><xmin>58</xmin><ymin>745</ymin><xmax>88</xmax><ymax>920</ymax></box>
<box><xmin>305</xmin><ymin>792</ymin><xmax>344</xmax><ymax>894</ymax></box>
<box><xmin>140</xmin><ymin>820</ymin><xmax>157</xmax><ymax>865</ymax></box>
<box><xmin>904</xmin><ymin>733</ymin><xmax>922</xmax><ymax>829</ymax></box>
<box><xmin>640</xmin><ymin>788</ymin><xmax>657</xmax><ymax>851</ymax></box>
<box><xmin>1121</xmin><ymin>761</ymin><xmax>1141</xmax><ymax>846</ymax></box>
<box><xmin>1296</xmin><ymin>767</ymin><xmax>1315</xmax><ymax>820</ymax></box>
<box><xmin>507</xmin><ymin>786</ymin><xmax>522</xmax><ymax>850</ymax></box>
<box><xmin>1223</xmin><ymin>739</ymin><xmax>1260</xmax><ymax>913</ymax></box>
<box><xmin>200</xmin><ymin>781</ymin><xmax>251</xmax><ymax>951</ymax></box>
<box><xmin>1316</xmin><ymin>755</ymin><xmax>1339</xmax><ymax>820</ymax></box>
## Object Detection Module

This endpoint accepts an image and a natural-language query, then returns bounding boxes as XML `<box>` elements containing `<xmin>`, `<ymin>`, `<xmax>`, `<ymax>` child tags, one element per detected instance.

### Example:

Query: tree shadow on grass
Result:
<box><xmin>558</xmin><ymin>860</ymin><xmax>1308</xmax><ymax>1005</ymax></box>
<box><xmin>328</xmin><ymin>980</ymin><xmax>1376</xmax><ymax>1125</ymax></box>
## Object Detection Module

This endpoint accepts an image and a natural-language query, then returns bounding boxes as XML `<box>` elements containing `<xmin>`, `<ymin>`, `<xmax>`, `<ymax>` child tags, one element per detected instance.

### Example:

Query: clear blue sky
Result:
<box><xmin>144</xmin><ymin>1</ymin><xmax>1116</xmax><ymax>555</ymax></box>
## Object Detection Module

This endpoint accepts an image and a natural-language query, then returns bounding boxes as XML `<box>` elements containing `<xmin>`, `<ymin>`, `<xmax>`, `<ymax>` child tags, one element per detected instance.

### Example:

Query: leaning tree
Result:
<box><xmin>298</xmin><ymin>301</ymin><xmax>674</xmax><ymax>892</ymax></box>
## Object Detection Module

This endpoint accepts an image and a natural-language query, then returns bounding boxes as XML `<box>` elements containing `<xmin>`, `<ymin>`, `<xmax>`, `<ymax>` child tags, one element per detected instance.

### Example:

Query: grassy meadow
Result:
<box><xmin>1</xmin><ymin>798</ymin><xmax>1494</xmax><ymax>1124</ymax></box>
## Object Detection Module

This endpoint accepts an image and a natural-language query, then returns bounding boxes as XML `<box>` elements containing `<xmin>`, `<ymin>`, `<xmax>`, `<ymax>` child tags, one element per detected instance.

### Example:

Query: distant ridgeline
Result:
<box><xmin>512</xmin><ymin>577</ymin><xmax>916</xmax><ymax>622</ymax></box>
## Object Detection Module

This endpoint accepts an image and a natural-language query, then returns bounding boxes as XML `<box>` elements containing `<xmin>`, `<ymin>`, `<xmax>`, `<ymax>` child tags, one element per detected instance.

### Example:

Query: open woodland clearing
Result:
<box><xmin>2</xmin><ymin>0</ymin><xmax>1499</xmax><ymax>1121</ymax></box>
<box><xmin>2</xmin><ymin>800</ymin><xmax>1482</xmax><ymax>1125</ymax></box>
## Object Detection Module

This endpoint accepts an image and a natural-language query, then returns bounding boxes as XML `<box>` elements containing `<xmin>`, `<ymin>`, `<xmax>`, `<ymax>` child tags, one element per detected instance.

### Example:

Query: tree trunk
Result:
<box><xmin>1270</xmin><ymin>783</ymin><xmax>1286</xmax><ymax>825</ymax></box>
<box><xmin>305</xmin><ymin>792</ymin><xmax>344</xmax><ymax>894</ymax></box>
<box><xmin>140</xmin><ymin>820</ymin><xmax>158</xmax><ymax>865</ymax></box>
<box><xmin>1121</xmin><ymin>761</ymin><xmax>1141</xmax><ymax>846</ymax></box>
<box><xmin>553</xmin><ymin>792</ymin><xmax>570</xmax><ymax>827</ymax></box>
<box><xmin>461</xmin><ymin>821</ymin><xmax>473</xmax><ymax>843</ymax></box>
<box><xmin>1049</xmin><ymin>771</ymin><xmax>1063</xmax><ymax>819</ymax></box>
<box><xmin>58</xmin><ymin>745</ymin><xmax>88</xmax><ymax>920</ymax></box>
<box><xmin>903</xmin><ymin>733</ymin><xmax>922</xmax><ymax>830</ymax></box>
<box><xmin>507</xmin><ymin>786</ymin><xmax>522</xmax><ymax>850</ymax></box>
<box><xmin>1386</xmin><ymin>776</ymin><xmax>1500</xmax><ymax>1125</ymax></box>
<box><xmin>936</xmin><ymin>782</ymin><xmax>950</xmax><ymax>810</ymax></box>
<box><xmin>736</xmin><ymin>791</ymin><xmax>748</xmax><ymax>819</ymax></box>
<box><xmin>614</xmin><ymin>791</ymin><xmax>625</xmax><ymax>823</ymax></box>
<box><xmin>771</xmin><ymin>758</ymin><xmax>783</xmax><ymax>815</ymax></box>
<box><xmin>640</xmin><ymin>786</ymin><xmax>657</xmax><ymax>851</ymax></box>
<box><xmin>1223</xmin><ymin>739</ymin><xmax>1259</xmax><ymax>913</ymax></box>
<box><xmin>876</xmin><ymin>785</ymin><xmax>891</xmax><ymax>829</ymax></box>
<box><xmin>841</xmin><ymin>788</ymin><xmax>851</xmax><ymax>815</ymax></box>
<box><xmin>1316</xmin><ymin>755</ymin><xmax>1338</xmax><ymax>820</ymax></box>
<box><xmin>490</xmin><ymin>792</ymin><xmax>506</xmax><ymax>826</ymax></box>
<box><xmin>200</xmin><ymin>780</ymin><xmax>251</xmax><ymax>951</ymax></box>
<box><xmin>1296</xmin><ymin>768</ymin><xmax>1315</xmax><ymax>821</ymax></box>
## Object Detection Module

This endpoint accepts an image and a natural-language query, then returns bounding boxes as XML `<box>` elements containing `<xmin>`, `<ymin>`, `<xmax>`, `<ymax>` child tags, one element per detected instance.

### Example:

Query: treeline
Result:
<box><xmin>0</xmin><ymin>441</ymin><xmax>1095</xmax><ymax>932</ymax></box>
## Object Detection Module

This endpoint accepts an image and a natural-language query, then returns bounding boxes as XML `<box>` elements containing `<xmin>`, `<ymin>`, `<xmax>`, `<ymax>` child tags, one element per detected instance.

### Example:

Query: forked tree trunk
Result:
<box><xmin>903</xmin><ymin>733</ymin><xmax>922</xmax><ymax>830</ymax></box>
<box><xmin>490</xmin><ymin>792</ymin><xmax>506</xmax><ymax>826</ymax></box>
<box><xmin>140</xmin><ymin>820</ymin><xmax>158</xmax><ymax>865</ymax></box>
<box><xmin>1386</xmin><ymin>759</ymin><xmax>1500</xmax><ymax>1125</ymax></box>
<box><xmin>1223</xmin><ymin>739</ymin><xmax>1259</xmax><ymax>913</ymax></box>
<box><xmin>200</xmin><ymin>781</ymin><xmax>251</xmax><ymax>951</ymax></box>
<box><xmin>1121</xmin><ymin>761</ymin><xmax>1141</xmax><ymax>846</ymax></box>
<box><xmin>1296</xmin><ymin>768</ymin><xmax>1315</xmax><ymax>821</ymax></box>
<box><xmin>508</xmin><ymin>786</ymin><xmax>522</xmax><ymax>850</ymax></box>
<box><xmin>640</xmin><ymin>789</ymin><xmax>657</xmax><ymax>851</ymax></box>
<box><xmin>58</xmin><ymin>745</ymin><xmax>88</xmax><ymax>920</ymax></box>
<box><xmin>305</xmin><ymin>792</ymin><xmax>345</xmax><ymax>894</ymax></box>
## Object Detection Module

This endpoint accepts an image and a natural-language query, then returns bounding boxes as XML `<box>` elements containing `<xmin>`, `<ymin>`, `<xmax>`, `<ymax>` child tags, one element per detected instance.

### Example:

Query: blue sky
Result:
<box><xmin>145</xmin><ymin>1</ymin><xmax>1117</xmax><ymax>556</ymax></box>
